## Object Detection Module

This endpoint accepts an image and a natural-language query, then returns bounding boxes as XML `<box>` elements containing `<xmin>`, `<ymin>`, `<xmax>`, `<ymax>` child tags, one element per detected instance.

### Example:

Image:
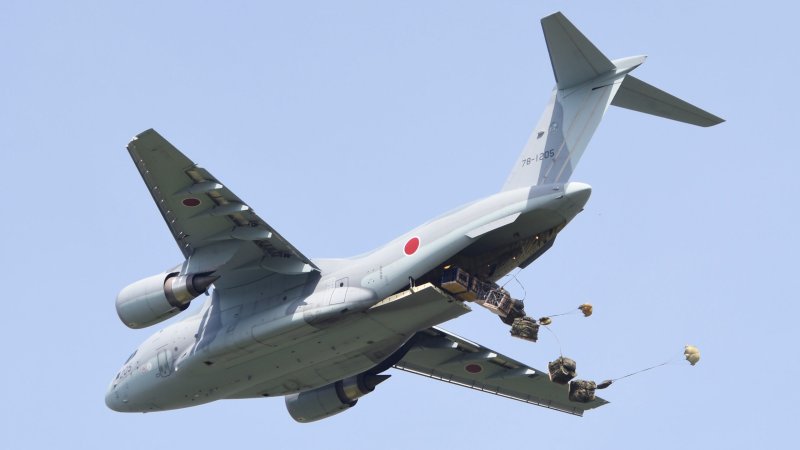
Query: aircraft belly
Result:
<box><xmin>222</xmin><ymin>283</ymin><xmax>470</xmax><ymax>399</ymax></box>
<box><xmin>202</xmin><ymin>325</ymin><xmax>409</xmax><ymax>400</ymax></box>
<box><xmin>224</xmin><ymin>340</ymin><xmax>404</xmax><ymax>399</ymax></box>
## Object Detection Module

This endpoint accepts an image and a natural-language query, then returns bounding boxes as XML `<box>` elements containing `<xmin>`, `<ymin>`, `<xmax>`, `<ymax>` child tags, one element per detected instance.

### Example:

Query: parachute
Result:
<box><xmin>538</xmin><ymin>303</ymin><xmax>593</xmax><ymax>326</ymax></box>
<box><xmin>684</xmin><ymin>345</ymin><xmax>700</xmax><ymax>366</ymax></box>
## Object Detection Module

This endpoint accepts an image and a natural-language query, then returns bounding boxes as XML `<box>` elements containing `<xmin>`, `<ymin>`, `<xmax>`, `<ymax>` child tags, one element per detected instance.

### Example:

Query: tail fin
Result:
<box><xmin>542</xmin><ymin>11</ymin><xmax>615</xmax><ymax>90</ymax></box>
<box><xmin>502</xmin><ymin>12</ymin><xmax>723</xmax><ymax>191</ymax></box>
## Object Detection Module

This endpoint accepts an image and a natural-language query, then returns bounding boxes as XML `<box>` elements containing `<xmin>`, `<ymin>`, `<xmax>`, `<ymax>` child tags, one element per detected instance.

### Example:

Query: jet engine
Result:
<box><xmin>285</xmin><ymin>373</ymin><xmax>390</xmax><ymax>423</ymax></box>
<box><xmin>115</xmin><ymin>271</ymin><xmax>218</xmax><ymax>329</ymax></box>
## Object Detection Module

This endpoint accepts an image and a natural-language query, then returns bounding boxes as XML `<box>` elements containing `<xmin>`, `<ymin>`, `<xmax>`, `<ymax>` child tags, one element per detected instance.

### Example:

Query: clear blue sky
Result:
<box><xmin>1</xmin><ymin>1</ymin><xmax>797</xmax><ymax>448</ymax></box>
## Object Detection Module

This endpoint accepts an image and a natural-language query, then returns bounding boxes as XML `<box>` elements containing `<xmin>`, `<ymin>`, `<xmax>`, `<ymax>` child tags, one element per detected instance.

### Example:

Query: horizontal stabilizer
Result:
<box><xmin>542</xmin><ymin>12</ymin><xmax>616</xmax><ymax>89</ymax></box>
<box><xmin>611</xmin><ymin>75</ymin><xmax>724</xmax><ymax>127</ymax></box>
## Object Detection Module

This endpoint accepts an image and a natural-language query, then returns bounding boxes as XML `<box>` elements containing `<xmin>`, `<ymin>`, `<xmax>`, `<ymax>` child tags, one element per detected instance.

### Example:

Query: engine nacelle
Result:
<box><xmin>115</xmin><ymin>271</ymin><xmax>218</xmax><ymax>329</ymax></box>
<box><xmin>285</xmin><ymin>373</ymin><xmax>390</xmax><ymax>423</ymax></box>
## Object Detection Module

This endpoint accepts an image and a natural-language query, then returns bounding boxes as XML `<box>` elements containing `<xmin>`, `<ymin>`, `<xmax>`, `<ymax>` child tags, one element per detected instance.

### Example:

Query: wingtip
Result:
<box><xmin>137</xmin><ymin>128</ymin><xmax>158</xmax><ymax>137</ymax></box>
<box><xmin>542</xmin><ymin>11</ymin><xmax>566</xmax><ymax>22</ymax></box>
<box><xmin>699</xmin><ymin>115</ymin><xmax>725</xmax><ymax>127</ymax></box>
<box><xmin>128</xmin><ymin>128</ymin><xmax>158</xmax><ymax>146</ymax></box>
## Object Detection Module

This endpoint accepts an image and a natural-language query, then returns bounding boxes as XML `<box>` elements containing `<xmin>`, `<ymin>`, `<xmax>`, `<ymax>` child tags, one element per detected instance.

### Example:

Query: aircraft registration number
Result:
<box><xmin>521</xmin><ymin>149</ymin><xmax>555</xmax><ymax>166</ymax></box>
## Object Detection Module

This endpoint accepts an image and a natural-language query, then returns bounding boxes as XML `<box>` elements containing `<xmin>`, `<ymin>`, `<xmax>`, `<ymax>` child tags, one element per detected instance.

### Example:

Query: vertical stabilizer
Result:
<box><xmin>502</xmin><ymin>12</ymin><xmax>723</xmax><ymax>191</ymax></box>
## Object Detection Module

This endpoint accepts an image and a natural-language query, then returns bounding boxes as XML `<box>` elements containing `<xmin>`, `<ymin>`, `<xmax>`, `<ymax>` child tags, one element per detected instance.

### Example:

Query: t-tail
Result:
<box><xmin>502</xmin><ymin>12</ymin><xmax>723</xmax><ymax>191</ymax></box>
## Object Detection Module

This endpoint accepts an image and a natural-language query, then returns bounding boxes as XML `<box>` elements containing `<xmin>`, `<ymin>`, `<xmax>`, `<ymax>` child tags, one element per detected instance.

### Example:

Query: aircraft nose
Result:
<box><xmin>105</xmin><ymin>389</ymin><xmax>120</xmax><ymax>411</ymax></box>
<box><xmin>105</xmin><ymin>388</ymin><xmax>122</xmax><ymax>412</ymax></box>
<box><xmin>105</xmin><ymin>380</ymin><xmax>129</xmax><ymax>412</ymax></box>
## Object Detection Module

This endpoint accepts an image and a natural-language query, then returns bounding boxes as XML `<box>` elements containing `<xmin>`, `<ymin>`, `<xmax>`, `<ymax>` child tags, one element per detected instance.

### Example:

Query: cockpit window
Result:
<box><xmin>124</xmin><ymin>350</ymin><xmax>137</xmax><ymax>364</ymax></box>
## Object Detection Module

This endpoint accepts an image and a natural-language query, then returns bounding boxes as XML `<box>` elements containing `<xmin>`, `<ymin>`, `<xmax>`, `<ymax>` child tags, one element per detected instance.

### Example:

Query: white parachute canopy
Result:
<box><xmin>684</xmin><ymin>345</ymin><xmax>701</xmax><ymax>366</ymax></box>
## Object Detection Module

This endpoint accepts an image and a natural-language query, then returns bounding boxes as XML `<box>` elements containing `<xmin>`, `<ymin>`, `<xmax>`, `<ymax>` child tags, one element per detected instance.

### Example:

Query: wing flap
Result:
<box><xmin>394</xmin><ymin>327</ymin><xmax>607</xmax><ymax>416</ymax></box>
<box><xmin>366</xmin><ymin>284</ymin><xmax>472</xmax><ymax>335</ymax></box>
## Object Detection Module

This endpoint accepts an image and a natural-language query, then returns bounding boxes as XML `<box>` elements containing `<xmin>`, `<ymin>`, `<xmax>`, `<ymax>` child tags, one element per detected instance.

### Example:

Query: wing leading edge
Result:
<box><xmin>127</xmin><ymin>129</ymin><xmax>318</xmax><ymax>283</ymax></box>
<box><xmin>394</xmin><ymin>327</ymin><xmax>607</xmax><ymax>416</ymax></box>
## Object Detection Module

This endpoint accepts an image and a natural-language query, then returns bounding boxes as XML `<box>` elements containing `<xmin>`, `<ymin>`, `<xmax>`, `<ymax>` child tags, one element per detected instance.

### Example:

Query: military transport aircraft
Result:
<box><xmin>106</xmin><ymin>12</ymin><xmax>722</xmax><ymax>421</ymax></box>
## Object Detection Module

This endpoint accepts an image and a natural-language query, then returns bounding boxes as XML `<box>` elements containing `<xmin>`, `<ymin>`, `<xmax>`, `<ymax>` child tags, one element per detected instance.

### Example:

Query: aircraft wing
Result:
<box><xmin>394</xmin><ymin>327</ymin><xmax>607</xmax><ymax>416</ymax></box>
<box><xmin>127</xmin><ymin>129</ymin><xmax>318</xmax><ymax>282</ymax></box>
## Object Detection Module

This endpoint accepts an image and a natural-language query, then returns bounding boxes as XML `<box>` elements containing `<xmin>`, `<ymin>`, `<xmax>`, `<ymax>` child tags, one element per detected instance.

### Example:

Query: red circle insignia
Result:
<box><xmin>182</xmin><ymin>198</ymin><xmax>201</xmax><ymax>207</ymax></box>
<box><xmin>465</xmin><ymin>364</ymin><xmax>483</xmax><ymax>374</ymax></box>
<box><xmin>404</xmin><ymin>237</ymin><xmax>420</xmax><ymax>255</ymax></box>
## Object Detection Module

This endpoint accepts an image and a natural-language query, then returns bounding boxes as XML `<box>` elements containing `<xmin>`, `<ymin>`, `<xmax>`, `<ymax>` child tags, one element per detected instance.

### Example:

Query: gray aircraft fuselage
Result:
<box><xmin>106</xmin><ymin>182</ymin><xmax>590</xmax><ymax>411</ymax></box>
